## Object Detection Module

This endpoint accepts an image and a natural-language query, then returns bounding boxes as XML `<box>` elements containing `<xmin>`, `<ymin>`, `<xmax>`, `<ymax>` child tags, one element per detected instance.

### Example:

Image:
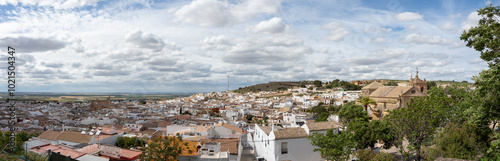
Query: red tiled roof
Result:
<box><xmin>32</xmin><ymin>145</ymin><xmax>85</xmax><ymax>159</ymax></box>
<box><xmin>120</xmin><ymin>149</ymin><xmax>142</xmax><ymax>159</ymax></box>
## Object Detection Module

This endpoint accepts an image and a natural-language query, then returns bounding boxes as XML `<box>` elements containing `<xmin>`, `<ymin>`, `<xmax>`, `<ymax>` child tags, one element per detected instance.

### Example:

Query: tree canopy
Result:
<box><xmin>139</xmin><ymin>134</ymin><xmax>192</xmax><ymax>161</ymax></box>
<box><xmin>357</xmin><ymin>96</ymin><xmax>377</xmax><ymax>111</ymax></box>
<box><xmin>460</xmin><ymin>4</ymin><xmax>500</xmax><ymax>131</ymax></box>
<box><xmin>308</xmin><ymin>130</ymin><xmax>355</xmax><ymax>161</ymax></box>
<box><xmin>338</xmin><ymin>102</ymin><xmax>368</xmax><ymax>125</ymax></box>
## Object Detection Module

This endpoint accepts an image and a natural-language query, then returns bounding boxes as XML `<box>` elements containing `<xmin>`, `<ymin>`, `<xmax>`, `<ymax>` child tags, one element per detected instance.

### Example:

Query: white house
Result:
<box><xmin>252</xmin><ymin>121</ymin><xmax>342</xmax><ymax>161</ymax></box>
<box><xmin>208</xmin><ymin>123</ymin><xmax>246</xmax><ymax>139</ymax></box>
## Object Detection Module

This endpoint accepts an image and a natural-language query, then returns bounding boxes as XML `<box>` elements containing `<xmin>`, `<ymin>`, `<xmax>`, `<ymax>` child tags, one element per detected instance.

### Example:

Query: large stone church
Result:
<box><xmin>361</xmin><ymin>73</ymin><xmax>428</xmax><ymax>119</ymax></box>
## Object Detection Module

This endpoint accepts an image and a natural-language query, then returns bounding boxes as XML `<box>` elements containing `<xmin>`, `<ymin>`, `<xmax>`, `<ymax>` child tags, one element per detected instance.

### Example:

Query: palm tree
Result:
<box><xmin>357</xmin><ymin>96</ymin><xmax>377</xmax><ymax>111</ymax></box>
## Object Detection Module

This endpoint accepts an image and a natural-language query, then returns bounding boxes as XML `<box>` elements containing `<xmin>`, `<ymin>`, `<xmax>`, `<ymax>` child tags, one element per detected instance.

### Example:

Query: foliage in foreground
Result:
<box><xmin>139</xmin><ymin>134</ymin><xmax>192</xmax><ymax>161</ymax></box>
<box><xmin>308</xmin><ymin>130</ymin><xmax>355</xmax><ymax>161</ymax></box>
<box><xmin>435</xmin><ymin>123</ymin><xmax>484</xmax><ymax>160</ymax></box>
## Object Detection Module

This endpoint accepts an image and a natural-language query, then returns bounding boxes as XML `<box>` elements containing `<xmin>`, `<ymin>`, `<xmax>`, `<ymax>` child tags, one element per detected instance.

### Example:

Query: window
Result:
<box><xmin>281</xmin><ymin>142</ymin><xmax>288</xmax><ymax>154</ymax></box>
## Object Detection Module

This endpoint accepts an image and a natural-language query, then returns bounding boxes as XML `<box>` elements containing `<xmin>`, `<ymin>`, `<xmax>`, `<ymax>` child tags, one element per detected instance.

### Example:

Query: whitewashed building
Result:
<box><xmin>251</xmin><ymin>121</ymin><xmax>342</xmax><ymax>161</ymax></box>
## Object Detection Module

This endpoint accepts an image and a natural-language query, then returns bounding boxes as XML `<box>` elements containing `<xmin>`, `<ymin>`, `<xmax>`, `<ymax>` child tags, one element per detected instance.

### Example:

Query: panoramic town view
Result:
<box><xmin>1</xmin><ymin>0</ymin><xmax>500</xmax><ymax>161</ymax></box>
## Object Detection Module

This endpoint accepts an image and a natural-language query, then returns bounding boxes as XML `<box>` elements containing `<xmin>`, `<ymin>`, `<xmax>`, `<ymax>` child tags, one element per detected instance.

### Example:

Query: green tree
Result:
<box><xmin>372</xmin><ymin>152</ymin><xmax>397</xmax><ymax>161</ymax></box>
<box><xmin>139</xmin><ymin>134</ymin><xmax>192</xmax><ymax>161</ymax></box>
<box><xmin>26</xmin><ymin>151</ymin><xmax>47</xmax><ymax>161</ymax></box>
<box><xmin>347</xmin><ymin>119</ymin><xmax>394</xmax><ymax>150</ymax></box>
<box><xmin>385</xmin><ymin>97</ymin><xmax>444</xmax><ymax>160</ymax></box>
<box><xmin>313</xmin><ymin>80</ymin><xmax>322</xmax><ymax>87</ymax></box>
<box><xmin>0</xmin><ymin>131</ymin><xmax>35</xmax><ymax>155</ymax></box>
<box><xmin>308</xmin><ymin>130</ymin><xmax>356</xmax><ymax>161</ymax></box>
<box><xmin>384</xmin><ymin>81</ymin><xmax>398</xmax><ymax>86</ymax></box>
<box><xmin>482</xmin><ymin>133</ymin><xmax>500</xmax><ymax>160</ymax></box>
<box><xmin>357</xmin><ymin>96</ymin><xmax>377</xmax><ymax>111</ymax></box>
<box><xmin>311</xmin><ymin>102</ymin><xmax>327</xmax><ymax>116</ymax></box>
<box><xmin>246</xmin><ymin>114</ymin><xmax>254</xmax><ymax>122</ymax></box>
<box><xmin>460</xmin><ymin>4</ymin><xmax>500</xmax><ymax>131</ymax></box>
<box><xmin>435</xmin><ymin>123</ymin><xmax>484</xmax><ymax>160</ymax></box>
<box><xmin>354</xmin><ymin>149</ymin><xmax>376</xmax><ymax>161</ymax></box>
<box><xmin>116</xmin><ymin>136</ymin><xmax>140</xmax><ymax>149</ymax></box>
<box><xmin>427</xmin><ymin>81</ymin><xmax>437</xmax><ymax>91</ymax></box>
<box><xmin>339</xmin><ymin>102</ymin><xmax>368</xmax><ymax>125</ymax></box>
<box><xmin>328</xmin><ymin>105</ymin><xmax>341</xmax><ymax>113</ymax></box>
<box><xmin>331</xmin><ymin>79</ymin><xmax>341</xmax><ymax>87</ymax></box>
<box><xmin>315</xmin><ymin>112</ymin><xmax>330</xmax><ymax>122</ymax></box>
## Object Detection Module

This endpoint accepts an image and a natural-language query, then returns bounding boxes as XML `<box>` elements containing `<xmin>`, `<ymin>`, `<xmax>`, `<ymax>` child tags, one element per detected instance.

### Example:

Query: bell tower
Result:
<box><xmin>410</xmin><ymin>67</ymin><xmax>427</xmax><ymax>94</ymax></box>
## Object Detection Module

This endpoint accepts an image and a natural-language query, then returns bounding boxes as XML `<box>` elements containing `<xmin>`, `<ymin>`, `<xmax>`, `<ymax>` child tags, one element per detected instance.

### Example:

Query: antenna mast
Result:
<box><xmin>227</xmin><ymin>74</ymin><xmax>229</xmax><ymax>92</ymax></box>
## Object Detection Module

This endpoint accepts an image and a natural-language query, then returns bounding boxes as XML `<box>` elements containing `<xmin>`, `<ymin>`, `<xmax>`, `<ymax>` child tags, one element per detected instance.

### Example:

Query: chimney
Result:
<box><xmin>271</xmin><ymin>122</ymin><xmax>276</xmax><ymax>131</ymax></box>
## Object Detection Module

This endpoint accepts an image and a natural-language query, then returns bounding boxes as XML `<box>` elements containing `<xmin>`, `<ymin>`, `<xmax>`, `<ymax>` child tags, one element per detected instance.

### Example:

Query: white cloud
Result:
<box><xmin>322</xmin><ymin>21</ymin><xmax>349</xmax><ymax>41</ymax></box>
<box><xmin>363</xmin><ymin>26</ymin><xmax>391</xmax><ymax>33</ymax></box>
<box><xmin>440</xmin><ymin>21</ymin><xmax>456</xmax><ymax>30</ymax></box>
<box><xmin>0</xmin><ymin>1</ymin><xmax>485</xmax><ymax>92</ymax></box>
<box><xmin>406</xmin><ymin>24</ymin><xmax>418</xmax><ymax>31</ymax></box>
<box><xmin>395</xmin><ymin>12</ymin><xmax>423</xmax><ymax>21</ymax></box>
<box><xmin>174</xmin><ymin>0</ymin><xmax>281</xmax><ymax>27</ymax></box>
<box><xmin>0</xmin><ymin>0</ymin><xmax>104</xmax><ymax>9</ymax></box>
<box><xmin>371</xmin><ymin>37</ymin><xmax>386</xmax><ymax>44</ymax></box>
<box><xmin>201</xmin><ymin>35</ymin><xmax>232</xmax><ymax>50</ymax></box>
<box><xmin>203</xmin><ymin>33</ymin><xmax>312</xmax><ymax>65</ymax></box>
<box><xmin>401</xmin><ymin>34</ymin><xmax>455</xmax><ymax>45</ymax></box>
<box><xmin>246</xmin><ymin>17</ymin><xmax>287</xmax><ymax>34</ymax></box>
<box><xmin>461</xmin><ymin>11</ymin><xmax>481</xmax><ymax>31</ymax></box>
<box><xmin>0</xmin><ymin>36</ymin><xmax>68</xmax><ymax>53</ymax></box>
<box><xmin>125</xmin><ymin>30</ymin><xmax>181</xmax><ymax>52</ymax></box>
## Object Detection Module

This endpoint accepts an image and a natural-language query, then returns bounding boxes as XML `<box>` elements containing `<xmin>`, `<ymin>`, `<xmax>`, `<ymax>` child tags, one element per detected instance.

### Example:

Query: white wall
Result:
<box><xmin>269</xmin><ymin>132</ymin><xmax>323</xmax><ymax>161</ymax></box>
<box><xmin>253</xmin><ymin>125</ymin><xmax>275</xmax><ymax>161</ymax></box>
<box><xmin>208</xmin><ymin>126</ymin><xmax>241</xmax><ymax>139</ymax></box>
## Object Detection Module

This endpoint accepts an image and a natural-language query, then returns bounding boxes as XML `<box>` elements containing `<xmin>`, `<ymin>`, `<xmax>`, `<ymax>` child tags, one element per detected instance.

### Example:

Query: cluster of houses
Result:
<box><xmin>1</xmin><ymin>85</ymin><xmax>363</xmax><ymax>160</ymax></box>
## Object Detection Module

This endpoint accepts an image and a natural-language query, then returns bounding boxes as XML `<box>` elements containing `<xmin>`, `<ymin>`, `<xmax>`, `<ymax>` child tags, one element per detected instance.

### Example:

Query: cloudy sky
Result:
<box><xmin>0</xmin><ymin>0</ymin><xmax>495</xmax><ymax>93</ymax></box>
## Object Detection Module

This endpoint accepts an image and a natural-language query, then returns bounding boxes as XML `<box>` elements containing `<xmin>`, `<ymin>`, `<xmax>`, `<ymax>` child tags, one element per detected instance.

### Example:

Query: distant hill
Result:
<box><xmin>234</xmin><ymin>82</ymin><xmax>301</xmax><ymax>93</ymax></box>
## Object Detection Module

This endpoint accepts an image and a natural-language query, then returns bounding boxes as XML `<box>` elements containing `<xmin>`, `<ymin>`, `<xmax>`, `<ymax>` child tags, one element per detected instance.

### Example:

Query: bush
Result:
<box><xmin>354</xmin><ymin>149</ymin><xmax>396</xmax><ymax>161</ymax></box>
<box><xmin>435</xmin><ymin>123</ymin><xmax>484</xmax><ymax>160</ymax></box>
<box><xmin>421</xmin><ymin>146</ymin><xmax>442</xmax><ymax>161</ymax></box>
<box><xmin>355</xmin><ymin>149</ymin><xmax>376</xmax><ymax>161</ymax></box>
<box><xmin>372</xmin><ymin>152</ymin><xmax>396</xmax><ymax>161</ymax></box>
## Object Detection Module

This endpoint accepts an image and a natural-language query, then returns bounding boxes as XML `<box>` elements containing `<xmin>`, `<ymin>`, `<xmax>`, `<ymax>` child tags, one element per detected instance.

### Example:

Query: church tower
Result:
<box><xmin>410</xmin><ymin>68</ymin><xmax>427</xmax><ymax>94</ymax></box>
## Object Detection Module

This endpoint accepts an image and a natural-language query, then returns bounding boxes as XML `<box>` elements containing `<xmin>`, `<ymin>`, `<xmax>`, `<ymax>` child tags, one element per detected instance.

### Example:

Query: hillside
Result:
<box><xmin>233</xmin><ymin>82</ymin><xmax>301</xmax><ymax>93</ymax></box>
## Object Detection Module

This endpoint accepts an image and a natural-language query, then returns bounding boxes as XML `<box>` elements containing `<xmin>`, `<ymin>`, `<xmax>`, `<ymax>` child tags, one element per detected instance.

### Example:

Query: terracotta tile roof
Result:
<box><xmin>32</xmin><ymin>144</ymin><xmax>85</xmax><ymax>159</ymax></box>
<box><xmin>170</xmin><ymin>114</ymin><xmax>191</xmax><ymax>120</ymax></box>
<box><xmin>58</xmin><ymin>131</ymin><xmax>93</xmax><ymax>144</ymax></box>
<box><xmin>120</xmin><ymin>148</ymin><xmax>142</xmax><ymax>159</ymax></box>
<box><xmin>273</xmin><ymin>128</ymin><xmax>308</xmax><ymax>140</ymax></box>
<box><xmin>369</xmin><ymin>86</ymin><xmax>413</xmax><ymax>98</ymax></box>
<box><xmin>157</xmin><ymin>121</ymin><xmax>172</xmax><ymax>127</ymax></box>
<box><xmin>306</xmin><ymin>121</ymin><xmax>342</xmax><ymax>131</ymax></box>
<box><xmin>215</xmin><ymin>123</ymin><xmax>246</xmax><ymax>134</ymax></box>
<box><xmin>37</xmin><ymin>130</ymin><xmax>63</xmax><ymax>141</ymax></box>
<box><xmin>200</xmin><ymin>138</ymin><xmax>239</xmax><ymax>155</ymax></box>
<box><xmin>183</xmin><ymin>134</ymin><xmax>209</xmax><ymax>142</ymax></box>
<box><xmin>362</xmin><ymin>82</ymin><xmax>384</xmax><ymax>89</ymax></box>
<box><xmin>195</xmin><ymin>126</ymin><xmax>209</xmax><ymax>132</ymax></box>
<box><xmin>259</xmin><ymin>126</ymin><xmax>273</xmax><ymax>135</ymax></box>
<box><xmin>100</xmin><ymin>128</ymin><xmax>116</xmax><ymax>135</ymax></box>
<box><xmin>76</xmin><ymin>144</ymin><xmax>99</xmax><ymax>154</ymax></box>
